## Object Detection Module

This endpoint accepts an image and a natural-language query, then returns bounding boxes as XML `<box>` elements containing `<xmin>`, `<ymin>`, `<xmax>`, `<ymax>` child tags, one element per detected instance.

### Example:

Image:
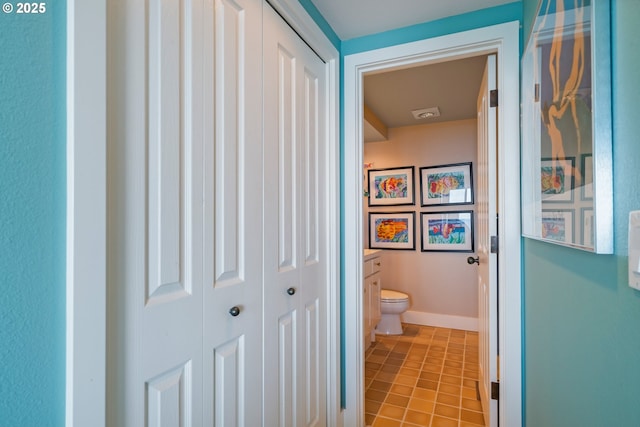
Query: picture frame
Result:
<box><xmin>540</xmin><ymin>157</ymin><xmax>574</xmax><ymax>202</ymax></box>
<box><xmin>420</xmin><ymin>210</ymin><xmax>474</xmax><ymax>253</ymax></box>
<box><xmin>367</xmin><ymin>166</ymin><xmax>415</xmax><ymax>206</ymax></box>
<box><xmin>520</xmin><ymin>0</ymin><xmax>613</xmax><ymax>253</ymax></box>
<box><xmin>541</xmin><ymin>209</ymin><xmax>575</xmax><ymax>244</ymax></box>
<box><xmin>419</xmin><ymin>162</ymin><xmax>473</xmax><ymax>207</ymax></box>
<box><xmin>369</xmin><ymin>212</ymin><xmax>415</xmax><ymax>250</ymax></box>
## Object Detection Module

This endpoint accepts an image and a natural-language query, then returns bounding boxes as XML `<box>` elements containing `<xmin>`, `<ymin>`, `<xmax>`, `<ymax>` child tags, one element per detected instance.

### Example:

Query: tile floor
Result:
<box><xmin>364</xmin><ymin>324</ymin><xmax>485</xmax><ymax>427</ymax></box>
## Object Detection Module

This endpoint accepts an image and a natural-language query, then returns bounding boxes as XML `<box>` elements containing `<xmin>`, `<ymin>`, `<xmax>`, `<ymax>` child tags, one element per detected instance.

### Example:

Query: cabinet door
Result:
<box><xmin>263</xmin><ymin>3</ymin><xmax>328</xmax><ymax>426</ymax></box>
<box><xmin>370</xmin><ymin>275</ymin><xmax>381</xmax><ymax>332</ymax></box>
<box><xmin>364</xmin><ymin>276</ymin><xmax>371</xmax><ymax>346</ymax></box>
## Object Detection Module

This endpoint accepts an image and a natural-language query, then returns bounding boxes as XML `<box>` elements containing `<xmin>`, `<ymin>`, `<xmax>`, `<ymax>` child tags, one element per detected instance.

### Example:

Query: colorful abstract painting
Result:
<box><xmin>369</xmin><ymin>212</ymin><xmax>415</xmax><ymax>250</ymax></box>
<box><xmin>540</xmin><ymin>158</ymin><xmax>574</xmax><ymax>202</ymax></box>
<box><xmin>374</xmin><ymin>218</ymin><xmax>409</xmax><ymax>243</ymax></box>
<box><xmin>374</xmin><ymin>174</ymin><xmax>408</xmax><ymax>200</ymax></box>
<box><xmin>420</xmin><ymin>211</ymin><xmax>474</xmax><ymax>252</ymax></box>
<box><xmin>540</xmin><ymin>165</ymin><xmax>566</xmax><ymax>195</ymax></box>
<box><xmin>419</xmin><ymin>163</ymin><xmax>473</xmax><ymax>206</ymax></box>
<box><xmin>427</xmin><ymin>172</ymin><xmax>465</xmax><ymax>199</ymax></box>
<box><xmin>368</xmin><ymin>167</ymin><xmax>415</xmax><ymax>206</ymax></box>
<box><xmin>427</xmin><ymin>219</ymin><xmax>466</xmax><ymax>245</ymax></box>
<box><xmin>541</xmin><ymin>210</ymin><xmax>574</xmax><ymax>243</ymax></box>
<box><xmin>541</xmin><ymin>217</ymin><xmax>566</xmax><ymax>241</ymax></box>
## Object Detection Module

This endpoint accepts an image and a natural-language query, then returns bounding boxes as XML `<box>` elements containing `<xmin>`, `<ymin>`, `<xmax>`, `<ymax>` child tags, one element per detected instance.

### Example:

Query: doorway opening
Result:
<box><xmin>342</xmin><ymin>22</ymin><xmax>522</xmax><ymax>427</ymax></box>
<box><xmin>361</xmin><ymin>52</ymin><xmax>492</xmax><ymax>427</ymax></box>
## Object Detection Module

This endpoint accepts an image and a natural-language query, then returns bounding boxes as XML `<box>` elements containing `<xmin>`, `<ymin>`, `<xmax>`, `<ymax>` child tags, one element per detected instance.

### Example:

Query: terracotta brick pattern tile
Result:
<box><xmin>364</xmin><ymin>324</ymin><xmax>486</xmax><ymax>427</ymax></box>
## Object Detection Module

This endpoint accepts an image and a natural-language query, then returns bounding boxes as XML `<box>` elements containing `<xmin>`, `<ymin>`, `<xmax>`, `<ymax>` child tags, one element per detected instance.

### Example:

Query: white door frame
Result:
<box><xmin>343</xmin><ymin>21</ymin><xmax>522</xmax><ymax>427</ymax></box>
<box><xmin>65</xmin><ymin>1</ymin><xmax>340</xmax><ymax>425</ymax></box>
<box><xmin>66</xmin><ymin>1</ymin><xmax>107</xmax><ymax>425</ymax></box>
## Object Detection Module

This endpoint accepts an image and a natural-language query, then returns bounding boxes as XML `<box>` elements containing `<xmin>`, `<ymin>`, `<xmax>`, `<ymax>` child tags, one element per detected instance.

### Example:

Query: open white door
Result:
<box><xmin>476</xmin><ymin>54</ymin><xmax>499</xmax><ymax>427</ymax></box>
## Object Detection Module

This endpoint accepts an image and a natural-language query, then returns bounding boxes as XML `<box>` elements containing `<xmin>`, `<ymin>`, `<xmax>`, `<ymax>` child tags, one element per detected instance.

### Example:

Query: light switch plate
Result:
<box><xmin>629</xmin><ymin>211</ymin><xmax>640</xmax><ymax>290</ymax></box>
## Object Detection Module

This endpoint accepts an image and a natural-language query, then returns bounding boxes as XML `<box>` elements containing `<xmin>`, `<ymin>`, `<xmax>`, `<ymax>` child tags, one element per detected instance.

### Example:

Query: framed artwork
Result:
<box><xmin>521</xmin><ymin>0</ymin><xmax>613</xmax><ymax>253</ymax></box>
<box><xmin>540</xmin><ymin>157</ymin><xmax>575</xmax><ymax>202</ymax></box>
<box><xmin>541</xmin><ymin>209</ymin><xmax>574</xmax><ymax>244</ymax></box>
<box><xmin>420</xmin><ymin>210</ymin><xmax>474</xmax><ymax>252</ymax></box>
<box><xmin>369</xmin><ymin>212</ymin><xmax>415</xmax><ymax>250</ymax></box>
<box><xmin>419</xmin><ymin>162</ymin><xmax>473</xmax><ymax>207</ymax></box>
<box><xmin>368</xmin><ymin>166</ymin><xmax>415</xmax><ymax>206</ymax></box>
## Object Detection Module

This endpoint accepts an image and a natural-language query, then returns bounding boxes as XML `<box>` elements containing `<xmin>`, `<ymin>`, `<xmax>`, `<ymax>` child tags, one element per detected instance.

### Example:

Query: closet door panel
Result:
<box><xmin>263</xmin><ymin>4</ymin><xmax>327</xmax><ymax>426</ymax></box>
<box><xmin>107</xmin><ymin>0</ymin><xmax>205</xmax><ymax>425</ymax></box>
<box><xmin>202</xmin><ymin>0</ymin><xmax>264</xmax><ymax>425</ymax></box>
<box><xmin>263</xmin><ymin>33</ymin><xmax>300</xmax><ymax>424</ymax></box>
<box><xmin>299</xmin><ymin>60</ymin><xmax>326</xmax><ymax>427</ymax></box>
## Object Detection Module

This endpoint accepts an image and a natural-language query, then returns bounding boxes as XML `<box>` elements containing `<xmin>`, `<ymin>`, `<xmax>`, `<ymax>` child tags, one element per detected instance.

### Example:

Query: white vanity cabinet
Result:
<box><xmin>364</xmin><ymin>249</ymin><xmax>382</xmax><ymax>350</ymax></box>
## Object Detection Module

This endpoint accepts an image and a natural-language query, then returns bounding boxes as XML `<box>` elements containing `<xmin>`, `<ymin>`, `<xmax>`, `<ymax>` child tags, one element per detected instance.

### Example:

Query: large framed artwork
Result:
<box><xmin>419</xmin><ymin>162</ymin><xmax>473</xmax><ymax>207</ymax></box>
<box><xmin>369</xmin><ymin>212</ymin><xmax>415</xmax><ymax>250</ymax></box>
<box><xmin>521</xmin><ymin>0</ymin><xmax>612</xmax><ymax>253</ymax></box>
<box><xmin>367</xmin><ymin>166</ymin><xmax>415</xmax><ymax>206</ymax></box>
<box><xmin>420</xmin><ymin>211</ymin><xmax>474</xmax><ymax>253</ymax></box>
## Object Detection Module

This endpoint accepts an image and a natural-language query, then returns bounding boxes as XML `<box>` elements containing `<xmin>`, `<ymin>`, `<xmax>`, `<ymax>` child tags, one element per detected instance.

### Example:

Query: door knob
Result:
<box><xmin>467</xmin><ymin>256</ymin><xmax>479</xmax><ymax>265</ymax></box>
<box><xmin>287</xmin><ymin>287</ymin><xmax>296</xmax><ymax>296</ymax></box>
<box><xmin>229</xmin><ymin>306</ymin><xmax>241</xmax><ymax>317</ymax></box>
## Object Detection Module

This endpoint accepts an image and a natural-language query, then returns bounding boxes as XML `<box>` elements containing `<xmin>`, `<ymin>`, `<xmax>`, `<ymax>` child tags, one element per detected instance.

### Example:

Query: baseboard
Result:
<box><xmin>402</xmin><ymin>310</ymin><xmax>478</xmax><ymax>332</ymax></box>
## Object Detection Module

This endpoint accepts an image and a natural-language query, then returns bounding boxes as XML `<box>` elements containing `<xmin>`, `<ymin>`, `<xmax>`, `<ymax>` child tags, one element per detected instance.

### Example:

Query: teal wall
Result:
<box><xmin>0</xmin><ymin>3</ymin><xmax>66</xmax><ymax>426</ymax></box>
<box><xmin>296</xmin><ymin>0</ymin><xmax>340</xmax><ymax>50</ymax></box>
<box><xmin>523</xmin><ymin>0</ymin><xmax>640</xmax><ymax>426</ymax></box>
<box><xmin>8</xmin><ymin>1</ymin><xmax>638</xmax><ymax>425</ymax></box>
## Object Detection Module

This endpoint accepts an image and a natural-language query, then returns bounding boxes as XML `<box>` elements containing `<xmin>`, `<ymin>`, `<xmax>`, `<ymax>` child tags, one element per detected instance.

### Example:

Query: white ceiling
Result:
<box><xmin>363</xmin><ymin>55</ymin><xmax>488</xmax><ymax>129</ymax></box>
<box><xmin>308</xmin><ymin>0</ymin><xmax>517</xmax><ymax>135</ymax></box>
<box><xmin>309</xmin><ymin>0</ymin><xmax>516</xmax><ymax>40</ymax></box>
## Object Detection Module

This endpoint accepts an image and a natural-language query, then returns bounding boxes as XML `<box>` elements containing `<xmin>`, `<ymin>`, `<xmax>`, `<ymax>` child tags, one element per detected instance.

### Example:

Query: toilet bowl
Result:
<box><xmin>375</xmin><ymin>289</ymin><xmax>410</xmax><ymax>335</ymax></box>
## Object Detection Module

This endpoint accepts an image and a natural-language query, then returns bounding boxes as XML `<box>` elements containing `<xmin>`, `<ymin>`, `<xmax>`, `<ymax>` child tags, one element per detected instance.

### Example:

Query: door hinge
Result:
<box><xmin>491</xmin><ymin>381</ymin><xmax>500</xmax><ymax>400</ymax></box>
<box><xmin>490</xmin><ymin>236</ymin><xmax>498</xmax><ymax>254</ymax></box>
<box><xmin>490</xmin><ymin>89</ymin><xmax>498</xmax><ymax>107</ymax></box>
<box><xmin>534</xmin><ymin>83</ymin><xmax>540</xmax><ymax>102</ymax></box>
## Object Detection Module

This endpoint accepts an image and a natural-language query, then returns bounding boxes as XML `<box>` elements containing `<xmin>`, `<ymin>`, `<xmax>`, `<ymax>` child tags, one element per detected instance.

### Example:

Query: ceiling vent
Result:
<box><xmin>411</xmin><ymin>107</ymin><xmax>440</xmax><ymax>120</ymax></box>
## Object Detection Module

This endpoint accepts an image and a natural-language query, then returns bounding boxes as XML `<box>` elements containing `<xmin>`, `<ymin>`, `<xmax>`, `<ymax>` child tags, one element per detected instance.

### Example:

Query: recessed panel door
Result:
<box><xmin>107</xmin><ymin>0</ymin><xmax>264</xmax><ymax>425</ymax></box>
<box><xmin>476</xmin><ymin>54</ymin><xmax>499</xmax><ymax>427</ymax></box>
<box><xmin>262</xmin><ymin>3</ymin><xmax>328</xmax><ymax>426</ymax></box>
<box><xmin>107</xmin><ymin>0</ymin><xmax>207</xmax><ymax>424</ymax></box>
<box><xmin>202</xmin><ymin>0</ymin><xmax>264</xmax><ymax>425</ymax></box>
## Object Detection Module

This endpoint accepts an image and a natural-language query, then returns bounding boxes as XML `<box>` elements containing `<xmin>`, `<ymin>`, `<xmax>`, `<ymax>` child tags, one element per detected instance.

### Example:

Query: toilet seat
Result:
<box><xmin>381</xmin><ymin>289</ymin><xmax>409</xmax><ymax>302</ymax></box>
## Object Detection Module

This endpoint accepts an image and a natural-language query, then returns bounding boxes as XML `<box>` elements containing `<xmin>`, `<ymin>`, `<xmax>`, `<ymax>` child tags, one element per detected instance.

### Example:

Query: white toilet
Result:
<box><xmin>375</xmin><ymin>289</ymin><xmax>410</xmax><ymax>335</ymax></box>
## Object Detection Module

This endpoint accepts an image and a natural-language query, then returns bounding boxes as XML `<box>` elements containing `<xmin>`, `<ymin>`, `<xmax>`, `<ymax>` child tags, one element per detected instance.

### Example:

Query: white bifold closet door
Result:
<box><xmin>262</xmin><ymin>3</ymin><xmax>328</xmax><ymax>426</ymax></box>
<box><xmin>107</xmin><ymin>0</ymin><xmax>327</xmax><ymax>425</ymax></box>
<box><xmin>107</xmin><ymin>0</ymin><xmax>264</xmax><ymax>425</ymax></box>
